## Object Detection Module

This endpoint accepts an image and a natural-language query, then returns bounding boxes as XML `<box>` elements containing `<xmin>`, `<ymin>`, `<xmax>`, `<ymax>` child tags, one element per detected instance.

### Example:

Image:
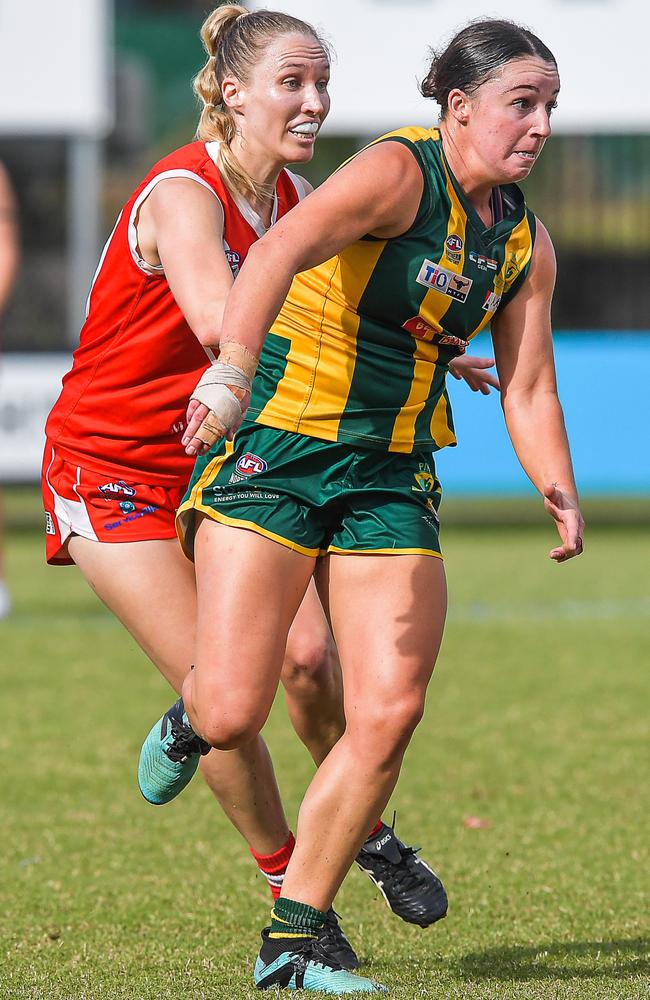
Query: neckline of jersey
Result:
<box><xmin>434</xmin><ymin>131</ymin><xmax>526</xmax><ymax>246</ymax></box>
<box><xmin>205</xmin><ymin>140</ymin><xmax>279</xmax><ymax>237</ymax></box>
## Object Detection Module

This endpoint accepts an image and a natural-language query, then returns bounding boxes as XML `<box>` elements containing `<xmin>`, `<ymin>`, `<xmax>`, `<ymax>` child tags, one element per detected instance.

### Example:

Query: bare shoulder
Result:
<box><xmin>341</xmin><ymin>138</ymin><xmax>423</xmax><ymax>190</ymax></box>
<box><xmin>147</xmin><ymin>175</ymin><xmax>223</xmax><ymax>216</ymax></box>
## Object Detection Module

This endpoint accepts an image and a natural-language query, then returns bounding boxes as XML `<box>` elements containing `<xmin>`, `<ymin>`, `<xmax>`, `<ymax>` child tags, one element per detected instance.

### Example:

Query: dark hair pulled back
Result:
<box><xmin>421</xmin><ymin>19</ymin><xmax>556</xmax><ymax>117</ymax></box>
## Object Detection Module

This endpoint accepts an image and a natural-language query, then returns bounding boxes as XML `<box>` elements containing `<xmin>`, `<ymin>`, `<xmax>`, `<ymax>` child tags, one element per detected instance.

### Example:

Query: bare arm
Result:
<box><xmin>219</xmin><ymin>141</ymin><xmax>424</xmax><ymax>355</ymax></box>
<box><xmin>491</xmin><ymin>220</ymin><xmax>584</xmax><ymax>562</ymax></box>
<box><xmin>0</xmin><ymin>164</ymin><xmax>19</xmax><ymax>314</ymax></box>
<box><xmin>139</xmin><ymin>177</ymin><xmax>234</xmax><ymax>348</ymax></box>
<box><xmin>183</xmin><ymin>141</ymin><xmax>424</xmax><ymax>453</ymax></box>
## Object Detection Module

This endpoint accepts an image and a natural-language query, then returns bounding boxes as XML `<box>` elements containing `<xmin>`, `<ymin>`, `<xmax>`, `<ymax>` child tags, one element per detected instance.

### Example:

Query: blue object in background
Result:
<box><xmin>435</xmin><ymin>333</ymin><xmax>650</xmax><ymax>496</ymax></box>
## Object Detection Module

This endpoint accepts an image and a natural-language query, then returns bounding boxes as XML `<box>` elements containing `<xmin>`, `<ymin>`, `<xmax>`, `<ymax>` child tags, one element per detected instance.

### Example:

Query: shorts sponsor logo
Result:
<box><xmin>171</xmin><ymin>420</ymin><xmax>185</xmax><ymax>434</ymax></box>
<box><xmin>412</xmin><ymin>462</ymin><xmax>435</xmax><ymax>494</ymax></box>
<box><xmin>98</xmin><ymin>480</ymin><xmax>137</xmax><ymax>498</ymax></box>
<box><xmin>105</xmin><ymin>504</ymin><xmax>158</xmax><ymax>531</ymax></box>
<box><xmin>402</xmin><ymin>316</ymin><xmax>468</xmax><ymax>353</ymax></box>
<box><xmin>119</xmin><ymin>500</ymin><xmax>136</xmax><ymax>514</ymax></box>
<box><xmin>216</xmin><ymin>490</ymin><xmax>280</xmax><ymax>502</ymax></box>
<box><xmin>45</xmin><ymin>511</ymin><xmax>56</xmax><ymax>535</ymax></box>
<box><xmin>469</xmin><ymin>251</ymin><xmax>498</xmax><ymax>271</ymax></box>
<box><xmin>235</xmin><ymin>452</ymin><xmax>268</xmax><ymax>477</ymax></box>
<box><xmin>445</xmin><ymin>234</ymin><xmax>463</xmax><ymax>264</ymax></box>
<box><xmin>416</xmin><ymin>259</ymin><xmax>473</xmax><ymax>302</ymax></box>
<box><xmin>482</xmin><ymin>290</ymin><xmax>502</xmax><ymax>312</ymax></box>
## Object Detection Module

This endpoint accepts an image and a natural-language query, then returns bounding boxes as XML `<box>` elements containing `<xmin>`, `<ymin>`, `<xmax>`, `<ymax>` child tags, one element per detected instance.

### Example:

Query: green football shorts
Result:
<box><xmin>176</xmin><ymin>421</ymin><xmax>443</xmax><ymax>560</ymax></box>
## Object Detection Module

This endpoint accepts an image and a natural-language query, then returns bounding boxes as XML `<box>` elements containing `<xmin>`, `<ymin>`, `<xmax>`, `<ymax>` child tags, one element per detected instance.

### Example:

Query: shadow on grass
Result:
<box><xmin>456</xmin><ymin>937</ymin><xmax>650</xmax><ymax>981</ymax></box>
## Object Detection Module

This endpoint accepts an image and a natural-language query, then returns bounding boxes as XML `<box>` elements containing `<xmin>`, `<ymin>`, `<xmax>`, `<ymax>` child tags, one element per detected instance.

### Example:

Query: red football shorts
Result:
<box><xmin>41</xmin><ymin>444</ymin><xmax>187</xmax><ymax>565</ymax></box>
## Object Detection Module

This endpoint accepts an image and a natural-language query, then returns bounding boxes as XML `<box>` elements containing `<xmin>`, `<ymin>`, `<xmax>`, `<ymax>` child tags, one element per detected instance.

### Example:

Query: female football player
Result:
<box><xmin>44</xmin><ymin>5</ymin><xmax>492</xmax><ymax>970</ymax></box>
<box><xmin>142</xmin><ymin>18</ymin><xmax>585</xmax><ymax>994</ymax></box>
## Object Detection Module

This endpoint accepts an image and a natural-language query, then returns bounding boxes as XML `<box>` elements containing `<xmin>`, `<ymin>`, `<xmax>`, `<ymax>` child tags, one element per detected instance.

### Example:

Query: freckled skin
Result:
<box><xmin>441</xmin><ymin>56</ymin><xmax>560</xmax><ymax>214</ymax></box>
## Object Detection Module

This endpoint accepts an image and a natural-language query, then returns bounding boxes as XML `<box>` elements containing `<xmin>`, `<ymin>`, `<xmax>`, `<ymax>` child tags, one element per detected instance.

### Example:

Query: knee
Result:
<box><xmin>281</xmin><ymin>630</ymin><xmax>337</xmax><ymax>700</ymax></box>
<box><xmin>191</xmin><ymin>702</ymin><xmax>264</xmax><ymax>751</ymax></box>
<box><xmin>351</xmin><ymin>692</ymin><xmax>426</xmax><ymax>760</ymax></box>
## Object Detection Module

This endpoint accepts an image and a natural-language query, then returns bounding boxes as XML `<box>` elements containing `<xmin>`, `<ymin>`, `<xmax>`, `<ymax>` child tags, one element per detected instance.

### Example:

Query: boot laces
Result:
<box><xmin>165</xmin><ymin>715</ymin><xmax>204</xmax><ymax>762</ymax></box>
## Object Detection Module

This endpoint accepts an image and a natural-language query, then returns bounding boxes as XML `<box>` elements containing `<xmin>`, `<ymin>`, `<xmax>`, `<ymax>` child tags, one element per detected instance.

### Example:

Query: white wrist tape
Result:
<box><xmin>191</xmin><ymin>362</ymin><xmax>251</xmax><ymax>444</ymax></box>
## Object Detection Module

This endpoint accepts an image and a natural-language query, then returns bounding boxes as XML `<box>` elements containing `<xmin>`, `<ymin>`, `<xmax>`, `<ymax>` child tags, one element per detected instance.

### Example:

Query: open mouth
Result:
<box><xmin>288</xmin><ymin>121</ymin><xmax>320</xmax><ymax>139</ymax></box>
<box><xmin>515</xmin><ymin>150</ymin><xmax>536</xmax><ymax>161</ymax></box>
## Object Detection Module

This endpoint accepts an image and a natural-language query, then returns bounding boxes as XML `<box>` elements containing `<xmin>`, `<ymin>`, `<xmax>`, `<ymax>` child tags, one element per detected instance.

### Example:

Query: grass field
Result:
<box><xmin>1</xmin><ymin>499</ymin><xmax>649</xmax><ymax>999</ymax></box>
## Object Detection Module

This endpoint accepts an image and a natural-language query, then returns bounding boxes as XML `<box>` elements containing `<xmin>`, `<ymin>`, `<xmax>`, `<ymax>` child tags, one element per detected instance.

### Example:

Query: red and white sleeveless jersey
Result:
<box><xmin>46</xmin><ymin>141</ymin><xmax>307</xmax><ymax>485</ymax></box>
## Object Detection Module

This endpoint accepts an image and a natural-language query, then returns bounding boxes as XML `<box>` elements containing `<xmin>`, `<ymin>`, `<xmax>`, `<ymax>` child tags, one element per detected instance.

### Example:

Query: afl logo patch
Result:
<box><xmin>445</xmin><ymin>235</ymin><xmax>463</xmax><ymax>264</ymax></box>
<box><xmin>224</xmin><ymin>246</ymin><xmax>241</xmax><ymax>276</ymax></box>
<box><xmin>235</xmin><ymin>452</ymin><xmax>268</xmax><ymax>477</ymax></box>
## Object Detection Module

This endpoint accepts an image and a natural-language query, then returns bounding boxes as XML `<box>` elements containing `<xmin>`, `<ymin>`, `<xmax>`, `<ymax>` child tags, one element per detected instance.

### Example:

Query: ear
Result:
<box><xmin>221</xmin><ymin>76</ymin><xmax>244</xmax><ymax>111</ymax></box>
<box><xmin>447</xmin><ymin>88</ymin><xmax>470</xmax><ymax>126</ymax></box>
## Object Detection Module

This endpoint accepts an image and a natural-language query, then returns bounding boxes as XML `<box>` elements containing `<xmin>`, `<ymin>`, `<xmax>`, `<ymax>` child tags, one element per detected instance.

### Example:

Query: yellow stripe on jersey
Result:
<box><xmin>372</xmin><ymin>125</ymin><xmax>439</xmax><ymax>145</ymax></box>
<box><xmin>258</xmin><ymin>239</ymin><xmax>388</xmax><ymax>441</ymax></box>
<box><xmin>389</xmin><ymin>161</ymin><xmax>466</xmax><ymax>450</ymax></box>
<box><xmin>429</xmin><ymin>387</ymin><xmax>456</xmax><ymax>449</ymax></box>
<box><xmin>389</xmin><ymin>348</ymin><xmax>439</xmax><ymax>452</ymax></box>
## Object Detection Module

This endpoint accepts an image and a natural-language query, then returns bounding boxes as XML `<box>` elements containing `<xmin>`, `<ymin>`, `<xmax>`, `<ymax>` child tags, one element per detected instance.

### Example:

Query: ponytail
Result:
<box><xmin>192</xmin><ymin>4</ymin><xmax>328</xmax><ymax>203</ymax></box>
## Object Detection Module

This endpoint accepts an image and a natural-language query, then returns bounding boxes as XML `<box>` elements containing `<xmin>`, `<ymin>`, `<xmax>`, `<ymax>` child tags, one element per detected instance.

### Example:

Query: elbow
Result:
<box><xmin>501</xmin><ymin>383</ymin><xmax>562</xmax><ymax>420</ymax></box>
<box><xmin>193</xmin><ymin>323</ymin><xmax>222</xmax><ymax>349</ymax></box>
<box><xmin>190</xmin><ymin>301</ymin><xmax>227</xmax><ymax>348</ymax></box>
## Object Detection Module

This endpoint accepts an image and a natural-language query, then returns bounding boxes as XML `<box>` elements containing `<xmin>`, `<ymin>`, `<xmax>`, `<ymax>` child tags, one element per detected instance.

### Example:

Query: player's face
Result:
<box><xmin>232</xmin><ymin>33</ymin><xmax>330</xmax><ymax>165</ymax></box>
<box><xmin>466</xmin><ymin>56</ymin><xmax>560</xmax><ymax>183</ymax></box>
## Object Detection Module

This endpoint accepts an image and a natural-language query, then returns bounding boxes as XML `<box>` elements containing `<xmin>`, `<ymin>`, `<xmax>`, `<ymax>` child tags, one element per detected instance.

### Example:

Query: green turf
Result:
<box><xmin>1</xmin><ymin>522</ymin><xmax>649</xmax><ymax>999</ymax></box>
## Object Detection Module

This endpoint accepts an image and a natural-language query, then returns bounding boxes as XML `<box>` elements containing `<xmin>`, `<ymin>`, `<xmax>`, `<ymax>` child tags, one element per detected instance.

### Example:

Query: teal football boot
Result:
<box><xmin>254</xmin><ymin>929</ymin><xmax>387</xmax><ymax>993</ymax></box>
<box><xmin>138</xmin><ymin>697</ymin><xmax>210</xmax><ymax>805</ymax></box>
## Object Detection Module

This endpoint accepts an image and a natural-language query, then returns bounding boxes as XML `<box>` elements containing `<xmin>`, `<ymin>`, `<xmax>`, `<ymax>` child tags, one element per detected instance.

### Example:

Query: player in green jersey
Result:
<box><xmin>142</xmin><ymin>18</ymin><xmax>585</xmax><ymax>993</ymax></box>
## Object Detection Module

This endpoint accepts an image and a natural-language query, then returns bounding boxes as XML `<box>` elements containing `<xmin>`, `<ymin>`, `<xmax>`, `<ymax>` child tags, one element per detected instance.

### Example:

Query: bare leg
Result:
<box><xmin>67</xmin><ymin>534</ymin><xmax>289</xmax><ymax>854</ymax></box>
<box><xmin>280</xmin><ymin>553</ymin><xmax>447</xmax><ymax>910</ymax></box>
<box><xmin>182</xmin><ymin>518</ymin><xmax>316</xmax><ymax>750</ymax></box>
<box><xmin>281</xmin><ymin>580</ymin><xmax>345</xmax><ymax>766</ymax></box>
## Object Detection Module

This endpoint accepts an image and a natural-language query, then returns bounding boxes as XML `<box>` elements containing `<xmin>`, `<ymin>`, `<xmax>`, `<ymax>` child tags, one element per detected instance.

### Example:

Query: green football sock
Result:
<box><xmin>269</xmin><ymin>897</ymin><xmax>327</xmax><ymax>940</ymax></box>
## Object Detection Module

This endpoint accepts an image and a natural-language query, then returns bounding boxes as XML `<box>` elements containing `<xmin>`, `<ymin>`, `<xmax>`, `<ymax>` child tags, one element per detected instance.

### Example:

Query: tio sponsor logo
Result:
<box><xmin>235</xmin><ymin>452</ymin><xmax>268</xmax><ymax>477</ymax></box>
<box><xmin>416</xmin><ymin>259</ymin><xmax>473</xmax><ymax>302</ymax></box>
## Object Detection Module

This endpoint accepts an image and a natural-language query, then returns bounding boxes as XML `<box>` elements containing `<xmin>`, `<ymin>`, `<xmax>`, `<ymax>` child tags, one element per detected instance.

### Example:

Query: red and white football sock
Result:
<box><xmin>250</xmin><ymin>832</ymin><xmax>295</xmax><ymax>900</ymax></box>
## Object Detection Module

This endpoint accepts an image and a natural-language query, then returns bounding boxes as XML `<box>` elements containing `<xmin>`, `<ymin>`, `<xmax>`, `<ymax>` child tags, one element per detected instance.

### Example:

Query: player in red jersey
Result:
<box><xmin>43</xmin><ymin>5</ymin><xmax>494</xmax><ymax>965</ymax></box>
<box><xmin>42</xmin><ymin>4</ymin><xmax>364</xmax><ymax>960</ymax></box>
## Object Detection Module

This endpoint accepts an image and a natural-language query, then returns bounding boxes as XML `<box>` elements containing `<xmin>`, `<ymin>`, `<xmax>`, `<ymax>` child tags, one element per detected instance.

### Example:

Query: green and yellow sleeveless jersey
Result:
<box><xmin>248</xmin><ymin>126</ymin><xmax>537</xmax><ymax>454</ymax></box>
